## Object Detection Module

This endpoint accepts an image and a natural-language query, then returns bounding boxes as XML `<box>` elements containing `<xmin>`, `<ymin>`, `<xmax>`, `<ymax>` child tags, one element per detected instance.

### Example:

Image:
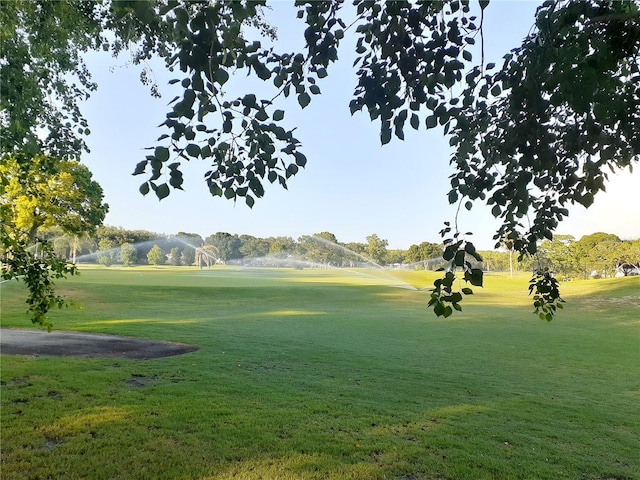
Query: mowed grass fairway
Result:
<box><xmin>1</xmin><ymin>266</ymin><xmax>638</xmax><ymax>480</ymax></box>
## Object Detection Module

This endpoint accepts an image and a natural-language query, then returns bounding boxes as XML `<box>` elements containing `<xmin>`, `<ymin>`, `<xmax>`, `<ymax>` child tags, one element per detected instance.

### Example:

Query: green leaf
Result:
<box><xmin>410</xmin><ymin>113</ymin><xmax>420</xmax><ymax>130</ymax></box>
<box><xmin>156</xmin><ymin>183</ymin><xmax>170</xmax><ymax>200</ymax></box>
<box><xmin>169</xmin><ymin>173</ymin><xmax>183</xmax><ymax>189</ymax></box>
<box><xmin>253</xmin><ymin>62</ymin><xmax>271</xmax><ymax>80</ymax></box>
<box><xmin>245</xmin><ymin>195</ymin><xmax>255</xmax><ymax>208</ymax></box>
<box><xmin>426</xmin><ymin>115</ymin><xmax>437</xmax><ymax>129</ymax></box>
<box><xmin>469</xmin><ymin>269</ymin><xmax>483</xmax><ymax>287</ymax></box>
<box><xmin>215</xmin><ymin>68</ymin><xmax>229</xmax><ymax>85</ymax></box>
<box><xmin>273</xmin><ymin>110</ymin><xmax>285</xmax><ymax>121</ymax></box>
<box><xmin>209</xmin><ymin>184</ymin><xmax>223</xmax><ymax>196</ymax></box>
<box><xmin>294</xmin><ymin>152</ymin><xmax>307</xmax><ymax>167</ymax></box>
<box><xmin>139</xmin><ymin>182</ymin><xmax>150</xmax><ymax>195</ymax></box>
<box><xmin>593</xmin><ymin>103</ymin><xmax>608</xmax><ymax>122</ymax></box>
<box><xmin>255</xmin><ymin>109</ymin><xmax>269</xmax><ymax>121</ymax></box>
<box><xmin>155</xmin><ymin>146</ymin><xmax>170</xmax><ymax>162</ymax></box>
<box><xmin>309</xmin><ymin>85</ymin><xmax>321</xmax><ymax>95</ymax></box>
<box><xmin>286</xmin><ymin>163</ymin><xmax>299</xmax><ymax>177</ymax></box>
<box><xmin>241</xmin><ymin>94</ymin><xmax>257</xmax><ymax>108</ymax></box>
<box><xmin>298</xmin><ymin>92</ymin><xmax>311</xmax><ymax>109</ymax></box>
<box><xmin>380</xmin><ymin>126</ymin><xmax>392</xmax><ymax>145</ymax></box>
<box><xmin>578</xmin><ymin>193</ymin><xmax>594</xmax><ymax>207</ymax></box>
<box><xmin>133</xmin><ymin>161</ymin><xmax>147</xmax><ymax>175</ymax></box>
<box><xmin>443</xmin><ymin>246</ymin><xmax>455</xmax><ymax>261</ymax></box>
<box><xmin>185</xmin><ymin>144</ymin><xmax>201</xmax><ymax>158</ymax></box>
<box><xmin>461</xmin><ymin>287</ymin><xmax>474</xmax><ymax>295</ymax></box>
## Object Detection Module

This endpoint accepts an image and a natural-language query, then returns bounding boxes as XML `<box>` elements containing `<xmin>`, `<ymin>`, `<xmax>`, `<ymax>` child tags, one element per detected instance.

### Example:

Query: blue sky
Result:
<box><xmin>79</xmin><ymin>1</ymin><xmax>639</xmax><ymax>249</ymax></box>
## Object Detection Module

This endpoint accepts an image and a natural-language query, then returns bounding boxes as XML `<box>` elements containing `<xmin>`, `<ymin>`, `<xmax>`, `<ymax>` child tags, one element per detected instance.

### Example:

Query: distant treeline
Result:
<box><xmin>41</xmin><ymin>226</ymin><xmax>639</xmax><ymax>276</ymax></box>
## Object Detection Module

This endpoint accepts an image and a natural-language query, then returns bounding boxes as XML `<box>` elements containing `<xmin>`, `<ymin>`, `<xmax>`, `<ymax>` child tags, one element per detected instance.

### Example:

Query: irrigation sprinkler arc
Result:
<box><xmin>68</xmin><ymin>234</ymin><xmax>428</xmax><ymax>291</ymax></box>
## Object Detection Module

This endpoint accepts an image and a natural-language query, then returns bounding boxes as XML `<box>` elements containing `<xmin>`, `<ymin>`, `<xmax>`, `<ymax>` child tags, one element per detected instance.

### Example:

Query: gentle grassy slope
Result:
<box><xmin>1</xmin><ymin>267</ymin><xmax>638</xmax><ymax>479</ymax></box>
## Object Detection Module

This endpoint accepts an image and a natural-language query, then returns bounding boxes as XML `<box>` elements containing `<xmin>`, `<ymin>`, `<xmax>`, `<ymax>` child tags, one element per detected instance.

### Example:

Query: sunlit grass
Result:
<box><xmin>1</xmin><ymin>266</ymin><xmax>638</xmax><ymax>479</ymax></box>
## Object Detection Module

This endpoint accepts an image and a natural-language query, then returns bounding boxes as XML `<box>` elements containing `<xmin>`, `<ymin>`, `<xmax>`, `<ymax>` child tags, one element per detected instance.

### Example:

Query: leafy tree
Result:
<box><xmin>181</xmin><ymin>248</ymin><xmax>195</xmax><ymax>266</ymax></box>
<box><xmin>43</xmin><ymin>230</ymin><xmax>94</xmax><ymax>262</ymax></box>
<box><xmin>96</xmin><ymin>238</ymin><xmax>117</xmax><ymax>266</ymax></box>
<box><xmin>204</xmin><ymin>232</ymin><xmax>241</xmax><ymax>262</ymax></box>
<box><xmin>147</xmin><ymin>245</ymin><xmax>166</xmax><ymax>265</ymax></box>
<box><xmin>120</xmin><ymin>243</ymin><xmax>138</xmax><ymax>267</ymax></box>
<box><xmin>4</xmin><ymin>0</ymin><xmax>640</xmax><ymax>321</ymax></box>
<box><xmin>175</xmin><ymin>232</ymin><xmax>204</xmax><ymax>247</ymax></box>
<box><xmin>575</xmin><ymin>232</ymin><xmax>622</xmax><ymax>277</ymax></box>
<box><xmin>0</xmin><ymin>0</ymin><xmax>105</xmax><ymax>159</ymax></box>
<box><xmin>386</xmin><ymin>249</ymin><xmax>407</xmax><ymax>265</ymax></box>
<box><xmin>67</xmin><ymin>233</ymin><xmax>95</xmax><ymax>263</ymax></box>
<box><xmin>1</xmin><ymin>154</ymin><xmax>107</xmax><ymax>327</ymax></box>
<box><xmin>174</xmin><ymin>232</ymin><xmax>203</xmax><ymax>265</ymax></box>
<box><xmin>538</xmin><ymin>235</ymin><xmax>581</xmax><ymax>280</ymax></box>
<box><xmin>96</xmin><ymin>226</ymin><xmax>157</xmax><ymax>247</ymax></box>
<box><xmin>239</xmin><ymin>236</ymin><xmax>271</xmax><ymax>259</ymax></box>
<box><xmin>365</xmin><ymin>234</ymin><xmax>389</xmax><ymax>266</ymax></box>
<box><xmin>478</xmin><ymin>251</ymin><xmax>511</xmax><ymax>272</ymax></box>
<box><xmin>1</xmin><ymin>155</ymin><xmax>108</xmax><ymax>239</ymax></box>
<box><xmin>344</xmin><ymin>242</ymin><xmax>366</xmax><ymax>256</ymax></box>
<box><xmin>314</xmin><ymin>232</ymin><xmax>339</xmax><ymax>244</ymax></box>
<box><xmin>52</xmin><ymin>234</ymin><xmax>71</xmax><ymax>259</ymax></box>
<box><xmin>588</xmin><ymin>239</ymin><xmax>625</xmax><ymax>278</ymax></box>
<box><xmin>169</xmin><ymin>247</ymin><xmax>182</xmax><ymax>266</ymax></box>
<box><xmin>268</xmin><ymin>237</ymin><xmax>295</xmax><ymax>257</ymax></box>
<box><xmin>619</xmin><ymin>239</ymin><xmax>640</xmax><ymax>266</ymax></box>
<box><xmin>296</xmin><ymin>233</ymin><xmax>345</xmax><ymax>266</ymax></box>
<box><xmin>406</xmin><ymin>242</ymin><xmax>444</xmax><ymax>266</ymax></box>
<box><xmin>0</xmin><ymin>234</ymin><xmax>77</xmax><ymax>331</ymax></box>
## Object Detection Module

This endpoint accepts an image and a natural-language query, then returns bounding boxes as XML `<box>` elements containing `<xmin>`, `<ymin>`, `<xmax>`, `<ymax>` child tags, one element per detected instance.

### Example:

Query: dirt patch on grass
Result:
<box><xmin>0</xmin><ymin>329</ymin><xmax>198</xmax><ymax>359</ymax></box>
<box><xmin>124</xmin><ymin>374</ymin><xmax>159</xmax><ymax>388</ymax></box>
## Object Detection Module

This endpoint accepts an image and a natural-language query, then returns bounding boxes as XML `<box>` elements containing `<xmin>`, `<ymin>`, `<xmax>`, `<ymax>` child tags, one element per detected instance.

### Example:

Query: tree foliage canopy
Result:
<box><xmin>1</xmin><ymin>154</ymin><xmax>108</xmax><ymax>329</ymax></box>
<box><xmin>2</xmin><ymin>0</ymin><xmax>639</xmax><ymax>323</ymax></box>
<box><xmin>1</xmin><ymin>155</ymin><xmax>108</xmax><ymax>239</ymax></box>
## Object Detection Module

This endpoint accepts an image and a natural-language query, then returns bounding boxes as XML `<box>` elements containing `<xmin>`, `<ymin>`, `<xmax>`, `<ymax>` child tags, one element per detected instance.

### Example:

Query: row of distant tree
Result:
<box><xmin>42</xmin><ymin>227</ymin><xmax>442</xmax><ymax>268</ymax></box>
<box><xmin>537</xmin><ymin>233</ymin><xmax>640</xmax><ymax>279</ymax></box>
<box><xmin>40</xmin><ymin>226</ymin><xmax>640</xmax><ymax>277</ymax></box>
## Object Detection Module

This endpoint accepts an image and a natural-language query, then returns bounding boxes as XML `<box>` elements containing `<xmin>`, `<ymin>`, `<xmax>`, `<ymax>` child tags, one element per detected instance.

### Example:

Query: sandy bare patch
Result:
<box><xmin>0</xmin><ymin>329</ymin><xmax>198</xmax><ymax>359</ymax></box>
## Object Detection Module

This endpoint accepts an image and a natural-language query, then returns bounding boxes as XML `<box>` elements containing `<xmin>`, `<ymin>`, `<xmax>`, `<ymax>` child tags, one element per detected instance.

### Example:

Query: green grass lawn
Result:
<box><xmin>1</xmin><ymin>266</ymin><xmax>638</xmax><ymax>480</ymax></box>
